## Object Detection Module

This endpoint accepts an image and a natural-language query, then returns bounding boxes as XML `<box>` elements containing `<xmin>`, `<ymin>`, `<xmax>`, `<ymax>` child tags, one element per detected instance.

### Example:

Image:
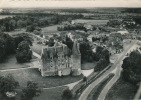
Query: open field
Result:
<box><xmin>74</xmin><ymin>19</ymin><xmax>108</xmax><ymax>25</ymax></box>
<box><xmin>87</xmin><ymin>73</ymin><xmax>114</xmax><ymax>100</ymax></box>
<box><xmin>0</xmin><ymin>68</ymin><xmax>83</xmax><ymax>88</ymax></box>
<box><xmin>81</xmin><ymin>61</ymin><xmax>97</xmax><ymax>70</ymax></box>
<box><xmin>34</xmin><ymin>86</ymin><xmax>68</xmax><ymax>100</ymax></box>
<box><xmin>6</xmin><ymin>28</ymin><xmax>26</xmax><ymax>36</ymax></box>
<box><xmin>41</xmin><ymin>24</ymin><xmax>60</xmax><ymax>34</ymax></box>
<box><xmin>0</xmin><ymin>15</ymin><xmax>14</xmax><ymax>19</ymax></box>
<box><xmin>31</xmin><ymin>42</ymin><xmax>44</xmax><ymax>55</ymax></box>
<box><xmin>0</xmin><ymin>54</ymin><xmax>31</xmax><ymax>70</ymax></box>
<box><xmin>105</xmin><ymin>76</ymin><xmax>138</xmax><ymax>100</ymax></box>
<box><xmin>0</xmin><ymin>86</ymin><xmax>68</xmax><ymax>100</ymax></box>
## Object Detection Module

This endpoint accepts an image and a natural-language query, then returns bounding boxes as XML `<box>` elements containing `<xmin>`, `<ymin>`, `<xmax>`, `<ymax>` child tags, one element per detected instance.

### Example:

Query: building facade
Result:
<box><xmin>39</xmin><ymin>41</ymin><xmax>81</xmax><ymax>77</ymax></box>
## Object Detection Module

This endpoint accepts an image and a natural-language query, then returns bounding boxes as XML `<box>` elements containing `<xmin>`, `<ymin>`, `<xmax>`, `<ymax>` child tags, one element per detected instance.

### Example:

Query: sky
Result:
<box><xmin>0</xmin><ymin>0</ymin><xmax>141</xmax><ymax>8</ymax></box>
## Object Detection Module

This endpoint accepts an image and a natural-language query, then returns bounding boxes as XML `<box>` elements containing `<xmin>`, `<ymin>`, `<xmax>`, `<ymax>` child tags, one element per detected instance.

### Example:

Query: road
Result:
<box><xmin>33</xmin><ymin>51</ymin><xmax>41</xmax><ymax>59</ymax></box>
<box><xmin>98</xmin><ymin>40</ymin><xmax>138</xmax><ymax>100</ymax></box>
<box><xmin>78</xmin><ymin>40</ymin><xmax>138</xmax><ymax>100</ymax></box>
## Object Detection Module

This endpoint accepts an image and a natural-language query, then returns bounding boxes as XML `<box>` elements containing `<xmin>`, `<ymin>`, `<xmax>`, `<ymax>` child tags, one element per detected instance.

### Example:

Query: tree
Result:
<box><xmin>0</xmin><ymin>38</ymin><xmax>6</xmax><ymax>62</ymax></box>
<box><xmin>48</xmin><ymin>37</ymin><xmax>55</xmax><ymax>47</ymax></box>
<box><xmin>17</xmin><ymin>19</ymin><xmax>24</xmax><ymax>29</ymax></box>
<box><xmin>79</xmin><ymin>41</ymin><xmax>92</xmax><ymax>62</ymax></box>
<box><xmin>0</xmin><ymin>74</ymin><xmax>19</xmax><ymax>95</ymax></box>
<box><xmin>101</xmin><ymin>49</ymin><xmax>110</xmax><ymax>62</ymax></box>
<box><xmin>16</xmin><ymin>41</ymin><xmax>32</xmax><ymax>63</ymax></box>
<box><xmin>62</xmin><ymin>89</ymin><xmax>73</xmax><ymax>100</ymax></box>
<box><xmin>94</xmin><ymin>58</ymin><xmax>109</xmax><ymax>72</ymax></box>
<box><xmin>122</xmin><ymin>51</ymin><xmax>141</xmax><ymax>85</ymax></box>
<box><xmin>9</xmin><ymin>19</ymin><xmax>16</xmax><ymax>31</ymax></box>
<box><xmin>14</xmin><ymin>33</ymin><xmax>33</xmax><ymax>49</ymax></box>
<box><xmin>4</xmin><ymin>22</ymin><xmax>10</xmax><ymax>32</ymax></box>
<box><xmin>83</xmin><ymin>76</ymin><xmax>88</xmax><ymax>84</ymax></box>
<box><xmin>1</xmin><ymin>33</ymin><xmax>15</xmax><ymax>54</ymax></box>
<box><xmin>93</xmin><ymin>46</ymin><xmax>110</xmax><ymax>62</ymax></box>
<box><xmin>0</xmin><ymin>33</ymin><xmax>15</xmax><ymax>62</ymax></box>
<box><xmin>21</xmin><ymin>81</ymin><xmax>41</xmax><ymax>100</ymax></box>
<box><xmin>26</xmin><ymin>25</ymin><xmax>35</xmax><ymax>32</ymax></box>
<box><xmin>64</xmin><ymin>35</ymin><xmax>73</xmax><ymax>50</ymax></box>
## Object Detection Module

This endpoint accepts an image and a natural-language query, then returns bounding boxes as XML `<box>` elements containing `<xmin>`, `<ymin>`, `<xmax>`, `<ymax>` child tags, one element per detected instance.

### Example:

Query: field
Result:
<box><xmin>0</xmin><ymin>54</ymin><xmax>31</xmax><ymax>70</ymax></box>
<box><xmin>105</xmin><ymin>76</ymin><xmax>138</xmax><ymax>100</ymax></box>
<box><xmin>74</xmin><ymin>19</ymin><xmax>108</xmax><ymax>25</ymax></box>
<box><xmin>81</xmin><ymin>61</ymin><xmax>97</xmax><ymax>70</ymax></box>
<box><xmin>31</xmin><ymin>42</ymin><xmax>44</xmax><ymax>55</ymax></box>
<box><xmin>5</xmin><ymin>86</ymin><xmax>68</xmax><ymax>100</ymax></box>
<box><xmin>6</xmin><ymin>28</ymin><xmax>26</xmax><ymax>36</ymax></box>
<box><xmin>0</xmin><ymin>15</ymin><xmax>14</xmax><ymax>19</ymax></box>
<box><xmin>41</xmin><ymin>24</ymin><xmax>60</xmax><ymax>34</ymax></box>
<box><xmin>34</xmin><ymin>86</ymin><xmax>68</xmax><ymax>100</ymax></box>
<box><xmin>0</xmin><ymin>68</ymin><xmax>83</xmax><ymax>88</ymax></box>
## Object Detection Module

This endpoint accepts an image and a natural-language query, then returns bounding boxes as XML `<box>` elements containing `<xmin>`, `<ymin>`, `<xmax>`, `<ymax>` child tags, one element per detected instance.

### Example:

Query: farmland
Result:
<box><xmin>74</xmin><ymin>19</ymin><xmax>108</xmax><ymax>25</ymax></box>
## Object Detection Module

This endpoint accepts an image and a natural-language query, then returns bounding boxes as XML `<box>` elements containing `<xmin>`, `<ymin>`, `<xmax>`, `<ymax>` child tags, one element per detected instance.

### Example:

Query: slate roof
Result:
<box><xmin>41</xmin><ymin>42</ymin><xmax>71</xmax><ymax>60</ymax></box>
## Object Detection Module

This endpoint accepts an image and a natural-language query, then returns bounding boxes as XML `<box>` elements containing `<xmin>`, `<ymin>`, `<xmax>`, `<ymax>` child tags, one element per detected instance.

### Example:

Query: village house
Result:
<box><xmin>108</xmin><ymin>32</ymin><xmax>123</xmax><ymax>54</ymax></box>
<box><xmin>117</xmin><ymin>29</ymin><xmax>129</xmax><ymax>35</ymax></box>
<box><xmin>84</xmin><ymin>24</ymin><xmax>93</xmax><ymax>31</ymax></box>
<box><xmin>39</xmin><ymin>40</ymin><xmax>81</xmax><ymax>77</ymax></box>
<box><xmin>123</xmin><ymin>19</ymin><xmax>136</xmax><ymax>25</ymax></box>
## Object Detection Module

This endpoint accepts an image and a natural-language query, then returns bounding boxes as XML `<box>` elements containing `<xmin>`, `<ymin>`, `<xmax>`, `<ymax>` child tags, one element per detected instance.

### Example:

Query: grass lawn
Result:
<box><xmin>81</xmin><ymin>61</ymin><xmax>97</xmax><ymax>70</ymax></box>
<box><xmin>0</xmin><ymin>68</ymin><xmax>83</xmax><ymax>89</ymax></box>
<box><xmin>30</xmin><ymin>38</ymin><xmax>47</xmax><ymax>55</ymax></box>
<box><xmin>31</xmin><ymin>38</ymin><xmax>47</xmax><ymax>55</ymax></box>
<box><xmin>31</xmin><ymin>42</ymin><xmax>43</xmax><ymax>55</ymax></box>
<box><xmin>34</xmin><ymin>86</ymin><xmax>68</xmax><ymax>100</ymax></box>
<box><xmin>0</xmin><ymin>54</ymin><xmax>31</xmax><ymax>70</ymax></box>
<box><xmin>87</xmin><ymin>73</ymin><xmax>114</xmax><ymax>100</ymax></box>
<box><xmin>0</xmin><ymin>86</ymin><xmax>68</xmax><ymax>100</ymax></box>
<box><xmin>105</xmin><ymin>76</ymin><xmax>138</xmax><ymax>100</ymax></box>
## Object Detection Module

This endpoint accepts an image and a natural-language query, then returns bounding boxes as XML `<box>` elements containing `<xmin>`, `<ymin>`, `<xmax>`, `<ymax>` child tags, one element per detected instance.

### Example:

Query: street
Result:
<box><xmin>78</xmin><ymin>40</ymin><xmax>138</xmax><ymax>100</ymax></box>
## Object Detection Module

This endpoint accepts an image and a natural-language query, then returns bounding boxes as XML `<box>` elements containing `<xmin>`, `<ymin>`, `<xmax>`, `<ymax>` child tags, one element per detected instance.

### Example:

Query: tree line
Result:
<box><xmin>0</xmin><ymin>32</ymin><xmax>33</xmax><ymax>63</ymax></box>
<box><xmin>122</xmin><ymin>50</ymin><xmax>141</xmax><ymax>85</ymax></box>
<box><xmin>0</xmin><ymin>74</ymin><xmax>41</xmax><ymax>100</ymax></box>
<box><xmin>57</xmin><ymin>24</ymin><xmax>85</xmax><ymax>31</ymax></box>
<box><xmin>0</xmin><ymin>14</ymin><xmax>83</xmax><ymax>32</ymax></box>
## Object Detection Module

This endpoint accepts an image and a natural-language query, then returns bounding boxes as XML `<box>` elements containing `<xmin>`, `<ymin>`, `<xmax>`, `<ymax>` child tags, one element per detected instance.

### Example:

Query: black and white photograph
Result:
<box><xmin>0</xmin><ymin>0</ymin><xmax>141</xmax><ymax>100</ymax></box>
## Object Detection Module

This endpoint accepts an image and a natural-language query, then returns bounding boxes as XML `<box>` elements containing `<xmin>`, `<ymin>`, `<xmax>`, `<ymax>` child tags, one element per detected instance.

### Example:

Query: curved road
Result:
<box><xmin>98</xmin><ymin>40</ymin><xmax>138</xmax><ymax>100</ymax></box>
<box><xmin>78</xmin><ymin>40</ymin><xmax>138</xmax><ymax>100</ymax></box>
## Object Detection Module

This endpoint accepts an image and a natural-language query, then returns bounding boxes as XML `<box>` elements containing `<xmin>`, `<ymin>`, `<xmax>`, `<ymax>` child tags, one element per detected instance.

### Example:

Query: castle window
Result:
<box><xmin>50</xmin><ymin>56</ymin><xmax>53</xmax><ymax>60</ymax></box>
<box><xmin>62</xmin><ymin>61</ymin><xmax>64</xmax><ymax>65</ymax></box>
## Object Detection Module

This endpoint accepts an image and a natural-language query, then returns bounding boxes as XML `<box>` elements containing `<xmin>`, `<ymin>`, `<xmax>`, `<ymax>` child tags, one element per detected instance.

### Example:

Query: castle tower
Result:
<box><xmin>40</xmin><ymin>41</ymin><xmax>81</xmax><ymax>77</ymax></box>
<box><xmin>71</xmin><ymin>40</ymin><xmax>81</xmax><ymax>76</ymax></box>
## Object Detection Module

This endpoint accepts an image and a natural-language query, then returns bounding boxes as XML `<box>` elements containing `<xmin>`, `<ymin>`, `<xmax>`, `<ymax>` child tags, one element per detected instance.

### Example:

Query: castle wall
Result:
<box><xmin>40</xmin><ymin>41</ymin><xmax>81</xmax><ymax>77</ymax></box>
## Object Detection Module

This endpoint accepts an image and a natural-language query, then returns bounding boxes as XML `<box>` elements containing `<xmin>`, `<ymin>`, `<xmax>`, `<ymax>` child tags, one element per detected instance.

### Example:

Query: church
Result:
<box><xmin>39</xmin><ymin>40</ymin><xmax>81</xmax><ymax>77</ymax></box>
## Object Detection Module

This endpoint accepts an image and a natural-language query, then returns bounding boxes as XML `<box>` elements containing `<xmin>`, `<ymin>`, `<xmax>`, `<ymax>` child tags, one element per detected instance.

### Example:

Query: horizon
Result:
<box><xmin>0</xmin><ymin>0</ymin><xmax>141</xmax><ymax>8</ymax></box>
<box><xmin>1</xmin><ymin>7</ymin><xmax>141</xmax><ymax>9</ymax></box>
